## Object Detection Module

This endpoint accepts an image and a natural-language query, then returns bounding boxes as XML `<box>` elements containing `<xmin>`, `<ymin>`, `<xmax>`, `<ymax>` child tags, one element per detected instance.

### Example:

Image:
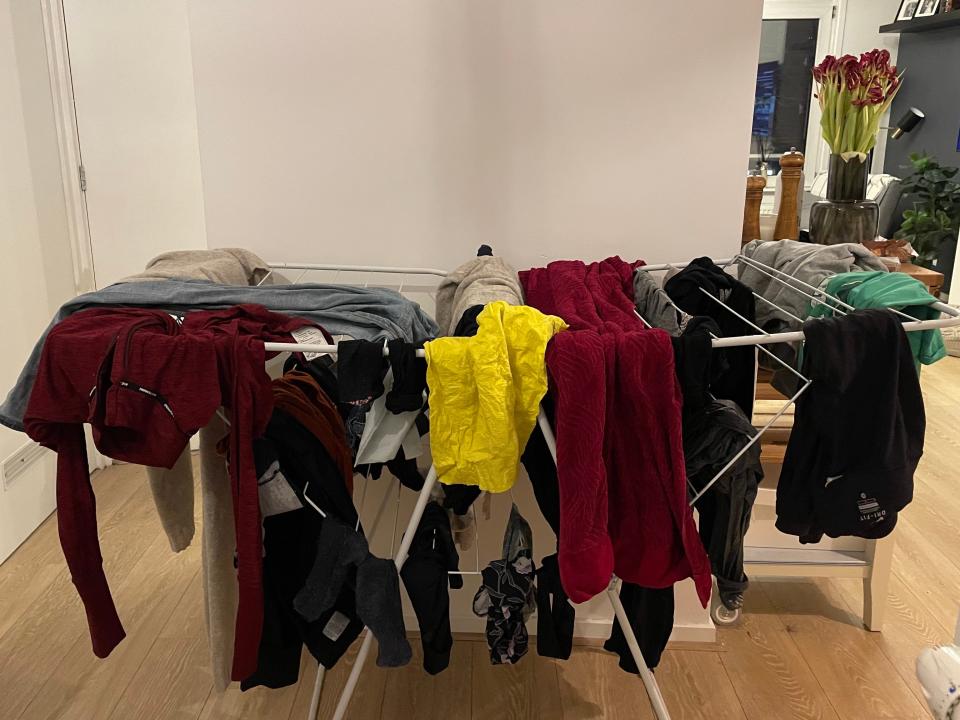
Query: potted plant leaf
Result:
<box><xmin>895</xmin><ymin>152</ymin><xmax>960</xmax><ymax>277</ymax></box>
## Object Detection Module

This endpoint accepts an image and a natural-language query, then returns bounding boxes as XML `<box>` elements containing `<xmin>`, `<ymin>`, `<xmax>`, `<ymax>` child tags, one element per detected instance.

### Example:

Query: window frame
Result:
<box><xmin>759</xmin><ymin>0</ymin><xmax>842</xmax><ymax>188</ymax></box>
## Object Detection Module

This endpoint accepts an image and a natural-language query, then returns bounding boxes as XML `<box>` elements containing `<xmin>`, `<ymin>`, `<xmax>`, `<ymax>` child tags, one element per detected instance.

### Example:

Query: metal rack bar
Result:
<box><xmin>735</xmin><ymin>253</ymin><xmax>856</xmax><ymax>311</ymax></box>
<box><xmin>695</xmin><ymin>289</ymin><xmax>808</xmax><ymax>382</ymax></box>
<box><xmin>264</xmin><ymin>341</ymin><xmax>426</xmax><ymax>358</ymax></box>
<box><xmin>736</xmin><ymin>253</ymin><xmax>929</xmax><ymax>326</ymax></box>
<box><xmin>752</xmin><ymin>291</ymin><xmax>805</xmax><ymax>324</ymax></box>
<box><xmin>689</xmin><ymin>381</ymin><xmax>811</xmax><ymax>506</ymax></box>
<box><xmin>267</xmin><ymin>261</ymin><xmax>449</xmax><ymax>277</ymax></box>
<box><xmin>263</xmin><ymin>259</ymin><xmax>960</xmax><ymax>360</ymax></box>
<box><xmin>330</xmin><ymin>466</ymin><xmax>440</xmax><ymax>720</ymax></box>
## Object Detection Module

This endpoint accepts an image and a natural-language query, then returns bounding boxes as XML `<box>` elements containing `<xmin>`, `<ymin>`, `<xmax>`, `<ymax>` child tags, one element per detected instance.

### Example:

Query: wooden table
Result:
<box><xmin>898</xmin><ymin>262</ymin><xmax>944</xmax><ymax>297</ymax></box>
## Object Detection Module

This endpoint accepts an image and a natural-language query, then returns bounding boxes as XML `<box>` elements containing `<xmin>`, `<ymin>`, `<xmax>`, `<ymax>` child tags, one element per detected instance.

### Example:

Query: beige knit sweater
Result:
<box><xmin>434</xmin><ymin>256</ymin><xmax>523</xmax><ymax>336</ymax></box>
<box><xmin>145</xmin><ymin>413</ymin><xmax>236</xmax><ymax>691</ymax></box>
<box><xmin>123</xmin><ymin>248</ymin><xmax>272</xmax><ymax>286</ymax></box>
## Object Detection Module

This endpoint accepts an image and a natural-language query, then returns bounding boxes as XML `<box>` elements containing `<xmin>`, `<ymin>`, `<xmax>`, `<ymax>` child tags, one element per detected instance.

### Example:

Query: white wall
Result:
<box><xmin>839</xmin><ymin>0</ymin><xmax>900</xmax><ymax>56</ymax></box>
<box><xmin>838</xmin><ymin>0</ymin><xmax>901</xmax><ymax>174</ymax></box>
<box><xmin>0</xmin><ymin>0</ymin><xmax>74</xmax><ymax>562</ymax></box>
<box><xmin>188</xmin><ymin>1</ymin><xmax>765</xmax><ymax>270</ymax></box>
<box><xmin>759</xmin><ymin>20</ymin><xmax>789</xmax><ymax>64</ymax></box>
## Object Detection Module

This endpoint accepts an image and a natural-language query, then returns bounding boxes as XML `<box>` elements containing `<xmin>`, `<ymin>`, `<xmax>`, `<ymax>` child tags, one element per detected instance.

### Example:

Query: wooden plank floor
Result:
<box><xmin>3</xmin><ymin>359</ymin><xmax>959</xmax><ymax>719</ymax></box>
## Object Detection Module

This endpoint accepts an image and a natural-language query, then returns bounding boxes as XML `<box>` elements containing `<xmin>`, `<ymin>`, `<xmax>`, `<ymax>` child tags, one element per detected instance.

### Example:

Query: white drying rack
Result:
<box><xmin>257</xmin><ymin>255</ymin><xmax>960</xmax><ymax>720</ymax></box>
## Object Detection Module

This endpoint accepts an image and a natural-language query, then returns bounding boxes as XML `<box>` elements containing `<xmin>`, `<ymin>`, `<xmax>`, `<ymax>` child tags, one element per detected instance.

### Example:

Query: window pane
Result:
<box><xmin>749</xmin><ymin>18</ymin><xmax>819</xmax><ymax>176</ymax></box>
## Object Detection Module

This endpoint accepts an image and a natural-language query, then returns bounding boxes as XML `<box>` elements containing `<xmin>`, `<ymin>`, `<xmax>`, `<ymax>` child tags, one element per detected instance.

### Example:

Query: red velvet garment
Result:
<box><xmin>520</xmin><ymin>258</ymin><xmax>711</xmax><ymax>606</ymax></box>
<box><xmin>24</xmin><ymin>305</ymin><xmax>321</xmax><ymax>681</ymax></box>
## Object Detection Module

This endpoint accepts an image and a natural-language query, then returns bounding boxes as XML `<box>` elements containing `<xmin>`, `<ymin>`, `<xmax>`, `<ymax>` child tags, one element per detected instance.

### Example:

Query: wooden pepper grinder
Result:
<box><xmin>742</xmin><ymin>174</ymin><xmax>767</xmax><ymax>245</ymax></box>
<box><xmin>773</xmin><ymin>149</ymin><xmax>804</xmax><ymax>241</ymax></box>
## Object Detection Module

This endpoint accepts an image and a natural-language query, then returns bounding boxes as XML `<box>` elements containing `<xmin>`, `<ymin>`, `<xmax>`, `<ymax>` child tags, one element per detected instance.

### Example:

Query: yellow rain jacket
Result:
<box><xmin>425</xmin><ymin>301</ymin><xmax>567</xmax><ymax>492</ymax></box>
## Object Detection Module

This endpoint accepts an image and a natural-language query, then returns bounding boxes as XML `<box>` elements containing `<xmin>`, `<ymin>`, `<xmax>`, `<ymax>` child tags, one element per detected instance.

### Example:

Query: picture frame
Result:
<box><xmin>897</xmin><ymin>0</ymin><xmax>920</xmax><ymax>19</ymax></box>
<box><xmin>915</xmin><ymin>0</ymin><xmax>941</xmax><ymax>16</ymax></box>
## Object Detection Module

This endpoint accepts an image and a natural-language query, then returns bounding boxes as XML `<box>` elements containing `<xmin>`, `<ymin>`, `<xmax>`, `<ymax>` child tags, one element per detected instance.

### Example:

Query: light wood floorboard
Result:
<box><xmin>1</xmin><ymin>359</ymin><xmax>958</xmax><ymax>719</ymax></box>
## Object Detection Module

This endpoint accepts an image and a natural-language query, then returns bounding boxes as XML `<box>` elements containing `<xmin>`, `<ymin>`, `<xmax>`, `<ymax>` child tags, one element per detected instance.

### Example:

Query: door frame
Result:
<box><xmin>39</xmin><ymin>0</ymin><xmax>96</xmax><ymax>294</ymax></box>
<box><xmin>37</xmin><ymin>0</ymin><xmax>111</xmax><ymax>471</ymax></box>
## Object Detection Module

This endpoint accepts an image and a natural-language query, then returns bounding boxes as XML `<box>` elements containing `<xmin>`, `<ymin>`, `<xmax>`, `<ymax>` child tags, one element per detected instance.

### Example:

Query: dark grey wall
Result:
<box><xmin>884</xmin><ymin>26</ymin><xmax>960</xmax><ymax>178</ymax></box>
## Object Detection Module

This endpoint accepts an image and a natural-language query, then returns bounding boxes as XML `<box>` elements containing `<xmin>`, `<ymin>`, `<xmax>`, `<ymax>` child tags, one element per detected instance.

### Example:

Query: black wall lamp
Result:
<box><xmin>890</xmin><ymin>107</ymin><xmax>926</xmax><ymax>139</ymax></box>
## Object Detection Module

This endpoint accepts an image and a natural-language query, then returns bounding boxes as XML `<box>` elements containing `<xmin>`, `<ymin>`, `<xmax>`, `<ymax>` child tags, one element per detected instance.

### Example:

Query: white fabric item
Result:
<box><xmin>354</xmin><ymin>367</ymin><xmax>423</xmax><ymax>465</ymax></box>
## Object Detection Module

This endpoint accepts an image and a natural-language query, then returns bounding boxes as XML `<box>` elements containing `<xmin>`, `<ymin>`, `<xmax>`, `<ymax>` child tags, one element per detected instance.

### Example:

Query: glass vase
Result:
<box><xmin>809</xmin><ymin>154</ymin><xmax>879</xmax><ymax>246</ymax></box>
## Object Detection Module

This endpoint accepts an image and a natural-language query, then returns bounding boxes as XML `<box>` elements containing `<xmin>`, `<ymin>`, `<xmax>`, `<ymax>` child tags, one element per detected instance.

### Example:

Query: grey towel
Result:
<box><xmin>0</xmin><ymin>280</ymin><xmax>438</xmax><ymax>431</ymax></box>
<box><xmin>739</xmin><ymin>239</ymin><xmax>887</xmax><ymax>332</ymax></box>
<box><xmin>633</xmin><ymin>269</ymin><xmax>691</xmax><ymax>336</ymax></box>
<box><xmin>435</xmin><ymin>256</ymin><xmax>523</xmax><ymax>336</ymax></box>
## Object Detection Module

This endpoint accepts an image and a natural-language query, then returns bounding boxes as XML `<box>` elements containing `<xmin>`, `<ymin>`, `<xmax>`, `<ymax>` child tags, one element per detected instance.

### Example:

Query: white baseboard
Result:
<box><xmin>411</xmin><ymin>613</ymin><xmax>717</xmax><ymax>645</ymax></box>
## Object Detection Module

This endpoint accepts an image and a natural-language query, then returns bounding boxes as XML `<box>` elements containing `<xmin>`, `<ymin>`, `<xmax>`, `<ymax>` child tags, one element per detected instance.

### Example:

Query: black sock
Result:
<box><xmin>604</xmin><ymin>583</ymin><xmax>674</xmax><ymax>672</ymax></box>
<box><xmin>356</xmin><ymin>556</ymin><xmax>412</xmax><ymax>667</ymax></box>
<box><xmin>385</xmin><ymin>340</ymin><xmax>426</xmax><ymax>413</ymax></box>
<box><xmin>294</xmin><ymin>520</ymin><xmax>367</xmax><ymax>622</ymax></box>
<box><xmin>337</xmin><ymin>340</ymin><xmax>387</xmax><ymax>405</ymax></box>
<box><xmin>536</xmin><ymin>554</ymin><xmax>574</xmax><ymax>660</ymax></box>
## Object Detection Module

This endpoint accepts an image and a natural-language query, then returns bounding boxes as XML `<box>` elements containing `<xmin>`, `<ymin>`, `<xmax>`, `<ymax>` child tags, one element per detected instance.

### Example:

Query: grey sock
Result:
<box><xmin>294</xmin><ymin>520</ymin><xmax>368</xmax><ymax>622</ymax></box>
<box><xmin>356</xmin><ymin>556</ymin><xmax>412</xmax><ymax>667</ymax></box>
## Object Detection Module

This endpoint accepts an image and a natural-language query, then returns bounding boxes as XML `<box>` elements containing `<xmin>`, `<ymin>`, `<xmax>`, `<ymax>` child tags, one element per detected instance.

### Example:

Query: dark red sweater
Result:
<box><xmin>24</xmin><ymin>305</ymin><xmax>318</xmax><ymax>681</ymax></box>
<box><xmin>520</xmin><ymin>258</ymin><xmax>711</xmax><ymax>605</ymax></box>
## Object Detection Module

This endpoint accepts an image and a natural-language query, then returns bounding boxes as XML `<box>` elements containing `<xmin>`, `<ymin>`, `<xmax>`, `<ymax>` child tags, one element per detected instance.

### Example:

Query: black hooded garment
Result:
<box><xmin>242</xmin><ymin>410</ymin><xmax>363</xmax><ymax>690</ymax></box>
<box><xmin>776</xmin><ymin>309</ymin><xmax>924</xmax><ymax>542</ymax></box>
<box><xmin>664</xmin><ymin>257</ymin><xmax>757</xmax><ymax>417</ymax></box>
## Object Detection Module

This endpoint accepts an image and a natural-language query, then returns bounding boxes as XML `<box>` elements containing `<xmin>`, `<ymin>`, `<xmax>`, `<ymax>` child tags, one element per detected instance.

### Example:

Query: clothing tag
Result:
<box><xmin>323</xmin><ymin>611</ymin><xmax>351</xmax><ymax>641</ymax></box>
<box><xmin>258</xmin><ymin>462</ymin><xmax>303</xmax><ymax>517</ymax></box>
<box><xmin>290</xmin><ymin>326</ymin><xmax>329</xmax><ymax>362</ymax></box>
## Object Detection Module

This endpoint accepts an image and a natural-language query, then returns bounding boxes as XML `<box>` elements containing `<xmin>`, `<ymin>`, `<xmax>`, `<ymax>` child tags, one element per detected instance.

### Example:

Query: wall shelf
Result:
<box><xmin>880</xmin><ymin>11</ymin><xmax>960</xmax><ymax>34</ymax></box>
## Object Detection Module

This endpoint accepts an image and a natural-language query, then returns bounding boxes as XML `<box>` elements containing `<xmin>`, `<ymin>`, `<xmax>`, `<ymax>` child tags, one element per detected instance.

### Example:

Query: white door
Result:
<box><xmin>62</xmin><ymin>0</ymin><xmax>207</xmax><ymax>288</ymax></box>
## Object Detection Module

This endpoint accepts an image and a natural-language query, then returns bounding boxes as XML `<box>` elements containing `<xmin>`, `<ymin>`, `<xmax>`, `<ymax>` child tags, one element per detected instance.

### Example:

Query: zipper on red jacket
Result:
<box><xmin>121</xmin><ymin>315</ymin><xmax>178</xmax><ymax>370</ymax></box>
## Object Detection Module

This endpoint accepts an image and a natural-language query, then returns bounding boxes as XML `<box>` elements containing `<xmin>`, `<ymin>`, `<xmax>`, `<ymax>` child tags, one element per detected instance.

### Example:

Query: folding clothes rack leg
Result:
<box><xmin>306</xmin><ymin>474</ymin><xmax>408</xmax><ymax>720</ymax></box>
<box><xmin>307</xmin><ymin>667</ymin><xmax>326</xmax><ymax>720</ymax></box>
<box><xmin>535</xmin><ymin>411</ymin><xmax>673</xmax><ymax>720</ymax></box>
<box><xmin>324</xmin><ymin>466</ymin><xmax>440</xmax><ymax>720</ymax></box>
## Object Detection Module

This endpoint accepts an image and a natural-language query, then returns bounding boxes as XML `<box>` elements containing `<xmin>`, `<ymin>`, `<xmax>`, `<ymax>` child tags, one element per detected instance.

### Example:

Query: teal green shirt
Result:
<box><xmin>808</xmin><ymin>271</ymin><xmax>946</xmax><ymax>368</ymax></box>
